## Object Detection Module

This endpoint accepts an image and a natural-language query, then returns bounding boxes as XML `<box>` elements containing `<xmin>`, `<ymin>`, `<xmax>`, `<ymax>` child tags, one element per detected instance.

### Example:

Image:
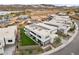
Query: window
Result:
<box><xmin>8</xmin><ymin>40</ymin><xmax>12</xmax><ymax>42</ymax></box>
<box><xmin>31</xmin><ymin>31</ymin><xmax>41</xmax><ymax>38</ymax></box>
<box><xmin>31</xmin><ymin>31</ymin><xmax>36</xmax><ymax>35</ymax></box>
<box><xmin>33</xmin><ymin>36</ymin><xmax>36</xmax><ymax>40</ymax></box>
<box><xmin>30</xmin><ymin>34</ymin><xmax>36</xmax><ymax>39</ymax></box>
<box><xmin>37</xmin><ymin>35</ymin><xmax>41</xmax><ymax>38</ymax></box>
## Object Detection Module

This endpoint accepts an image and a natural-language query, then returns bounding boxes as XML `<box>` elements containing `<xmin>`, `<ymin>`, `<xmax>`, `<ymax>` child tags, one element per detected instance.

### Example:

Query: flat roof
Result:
<box><xmin>36</xmin><ymin>23</ymin><xmax>57</xmax><ymax>31</ymax></box>
<box><xmin>26</xmin><ymin>24</ymin><xmax>49</xmax><ymax>36</ymax></box>
<box><xmin>0</xmin><ymin>25</ymin><xmax>17</xmax><ymax>41</ymax></box>
<box><xmin>44</xmin><ymin>15</ymin><xmax>71</xmax><ymax>27</ymax></box>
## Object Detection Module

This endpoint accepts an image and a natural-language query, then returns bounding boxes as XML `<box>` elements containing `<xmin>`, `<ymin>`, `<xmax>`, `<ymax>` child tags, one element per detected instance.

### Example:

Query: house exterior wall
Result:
<box><xmin>25</xmin><ymin>29</ymin><xmax>51</xmax><ymax>46</ymax></box>
<box><xmin>0</xmin><ymin>38</ymin><xmax>5</xmax><ymax>48</ymax></box>
<box><xmin>0</xmin><ymin>48</ymin><xmax>4</xmax><ymax>54</ymax></box>
<box><xmin>5</xmin><ymin>36</ymin><xmax>15</xmax><ymax>45</ymax></box>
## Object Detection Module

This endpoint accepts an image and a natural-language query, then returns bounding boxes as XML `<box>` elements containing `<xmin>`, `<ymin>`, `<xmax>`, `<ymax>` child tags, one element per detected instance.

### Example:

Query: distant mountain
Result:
<box><xmin>0</xmin><ymin>4</ymin><xmax>56</xmax><ymax>11</ymax></box>
<box><xmin>0</xmin><ymin>4</ymin><xmax>79</xmax><ymax>11</ymax></box>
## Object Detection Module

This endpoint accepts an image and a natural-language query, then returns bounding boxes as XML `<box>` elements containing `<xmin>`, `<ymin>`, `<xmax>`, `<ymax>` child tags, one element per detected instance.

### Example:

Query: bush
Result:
<box><xmin>54</xmin><ymin>37</ymin><xmax>61</xmax><ymax>44</ymax></box>
<box><xmin>69</xmin><ymin>23</ymin><xmax>75</xmax><ymax>32</ymax></box>
<box><xmin>52</xmin><ymin>37</ymin><xmax>62</xmax><ymax>48</ymax></box>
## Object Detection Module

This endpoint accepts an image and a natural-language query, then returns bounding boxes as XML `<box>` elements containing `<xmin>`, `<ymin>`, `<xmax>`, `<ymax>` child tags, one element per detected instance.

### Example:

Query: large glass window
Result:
<box><xmin>31</xmin><ymin>31</ymin><xmax>36</xmax><ymax>35</ymax></box>
<box><xmin>30</xmin><ymin>31</ymin><xmax>41</xmax><ymax>38</ymax></box>
<box><xmin>30</xmin><ymin>34</ymin><xmax>36</xmax><ymax>40</ymax></box>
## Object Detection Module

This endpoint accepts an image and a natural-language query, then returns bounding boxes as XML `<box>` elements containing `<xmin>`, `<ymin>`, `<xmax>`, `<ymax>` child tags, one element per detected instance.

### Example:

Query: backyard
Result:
<box><xmin>20</xmin><ymin>28</ymin><xmax>36</xmax><ymax>46</ymax></box>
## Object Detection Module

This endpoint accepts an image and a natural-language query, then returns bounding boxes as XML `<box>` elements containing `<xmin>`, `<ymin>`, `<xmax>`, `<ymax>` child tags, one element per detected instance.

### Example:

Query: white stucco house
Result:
<box><xmin>0</xmin><ymin>25</ymin><xmax>17</xmax><ymax>54</ymax></box>
<box><xmin>0</xmin><ymin>26</ymin><xmax>17</xmax><ymax>45</ymax></box>
<box><xmin>18</xmin><ymin>15</ymin><xmax>29</xmax><ymax>20</ymax></box>
<box><xmin>24</xmin><ymin>15</ymin><xmax>72</xmax><ymax>47</ymax></box>
<box><xmin>24</xmin><ymin>23</ymin><xmax>58</xmax><ymax>46</ymax></box>
<box><xmin>44</xmin><ymin>15</ymin><xmax>72</xmax><ymax>34</ymax></box>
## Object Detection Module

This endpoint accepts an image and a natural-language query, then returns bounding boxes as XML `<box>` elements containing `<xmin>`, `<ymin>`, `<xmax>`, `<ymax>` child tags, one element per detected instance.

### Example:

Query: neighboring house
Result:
<box><xmin>18</xmin><ymin>15</ymin><xmax>29</xmax><ymax>20</ymax></box>
<box><xmin>0</xmin><ymin>36</ymin><xmax>5</xmax><ymax>54</ymax></box>
<box><xmin>44</xmin><ymin>15</ymin><xmax>72</xmax><ymax>34</ymax></box>
<box><xmin>2</xmin><ymin>26</ymin><xmax>17</xmax><ymax>45</ymax></box>
<box><xmin>0</xmin><ymin>25</ymin><xmax>17</xmax><ymax>54</ymax></box>
<box><xmin>3</xmin><ymin>30</ymin><xmax>16</xmax><ymax>45</ymax></box>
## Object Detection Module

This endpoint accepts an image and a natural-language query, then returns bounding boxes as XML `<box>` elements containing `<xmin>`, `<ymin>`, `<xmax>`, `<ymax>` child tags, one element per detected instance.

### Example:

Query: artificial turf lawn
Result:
<box><xmin>20</xmin><ymin>28</ymin><xmax>36</xmax><ymax>46</ymax></box>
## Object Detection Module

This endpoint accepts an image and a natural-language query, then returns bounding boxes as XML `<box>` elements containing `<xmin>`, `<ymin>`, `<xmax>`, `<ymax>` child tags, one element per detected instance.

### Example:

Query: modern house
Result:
<box><xmin>18</xmin><ymin>15</ymin><xmax>29</xmax><ymax>20</ymax></box>
<box><xmin>44</xmin><ymin>15</ymin><xmax>72</xmax><ymax>34</ymax></box>
<box><xmin>24</xmin><ymin>15</ymin><xmax>72</xmax><ymax>46</ymax></box>
<box><xmin>24</xmin><ymin>23</ymin><xmax>58</xmax><ymax>46</ymax></box>
<box><xmin>0</xmin><ymin>25</ymin><xmax>17</xmax><ymax>54</ymax></box>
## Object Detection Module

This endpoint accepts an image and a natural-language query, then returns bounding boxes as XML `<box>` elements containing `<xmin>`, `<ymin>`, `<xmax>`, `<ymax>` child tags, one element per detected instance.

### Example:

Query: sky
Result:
<box><xmin>0</xmin><ymin>0</ymin><xmax>79</xmax><ymax>6</ymax></box>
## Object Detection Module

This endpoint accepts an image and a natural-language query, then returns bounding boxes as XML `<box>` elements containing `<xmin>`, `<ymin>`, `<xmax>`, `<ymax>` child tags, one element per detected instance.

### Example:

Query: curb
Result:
<box><xmin>40</xmin><ymin>22</ymin><xmax>78</xmax><ymax>55</ymax></box>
